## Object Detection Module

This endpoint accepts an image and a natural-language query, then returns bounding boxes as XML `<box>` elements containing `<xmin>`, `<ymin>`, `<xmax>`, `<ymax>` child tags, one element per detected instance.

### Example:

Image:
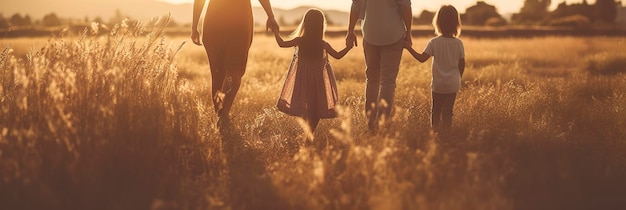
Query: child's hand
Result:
<box><xmin>270</xmin><ymin>27</ymin><xmax>279</xmax><ymax>34</ymax></box>
<box><xmin>402</xmin><ymin>40</ymin><xmax>412</xmax><ymax>49</ymax></box>
<box><xmin>346</xmin><ymin>41</ymin><xmax>354</xmax><ymax>49</ymax></box>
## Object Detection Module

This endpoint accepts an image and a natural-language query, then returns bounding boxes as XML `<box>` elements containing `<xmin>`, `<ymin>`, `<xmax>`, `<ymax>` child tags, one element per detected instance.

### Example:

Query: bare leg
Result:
<box><xmin>204</xmin><ymin>40</ymin><xmax>249</xmax><ymax>120</ymax></box>
<box><xmin>211</xmin><ymin>70</ymin><xmax>226</xmax><ymax>116</ymax></box>
<box><xmin>206</xmin><ymin>51</ymin><xmax>227</xmax><ymax>117</ymax></box>
<box><xmin>306</xmin><ymin>117</ymin><xmax>320</xmax><ymax>148</ymax></box>
<box><xmin>301</xmin><ymin>115</ymin><xmax>319</xmax><ymax>146</ymax></box>
<box><xmin>219</xmin><ymin>75</ymin><xmax>241</xmax><ymax>117</ymax></box>
<box><xmin>308</xmin><ymin>117</ymin><xmax>320</xmax><ymax>132</ymax></box>
<box><xmin>219</xmin><ymin>58</ymin><xmax>247</xmax><ymax>118</ymax></box>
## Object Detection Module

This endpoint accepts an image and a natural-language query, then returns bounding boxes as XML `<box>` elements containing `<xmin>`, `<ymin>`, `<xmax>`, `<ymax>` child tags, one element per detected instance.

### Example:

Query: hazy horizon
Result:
<box><xmin>2</xmin><ymin>0</ymin><xmax>625</xmax><ymax>23</ymax></box>
<box><xmin>158</xmin><ymin>0</ymin><xmax>624</xmax><ymax>14</ymax></box>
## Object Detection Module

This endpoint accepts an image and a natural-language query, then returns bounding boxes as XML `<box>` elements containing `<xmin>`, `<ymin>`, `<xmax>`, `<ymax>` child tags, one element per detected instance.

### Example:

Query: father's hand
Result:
<box><xmin>266</xmin><ymin>17</ymin><xmax>279</xmax><ymax>33</ymax></box>
<box><xmin>346</xmin><ymin>32</ymin><xmax>358</xmax><ymax>47</ymax></box>
<box><xmin>404</xmin><ymin>33</ymin><xmax>413</xmax><ymax>48</ymax></box>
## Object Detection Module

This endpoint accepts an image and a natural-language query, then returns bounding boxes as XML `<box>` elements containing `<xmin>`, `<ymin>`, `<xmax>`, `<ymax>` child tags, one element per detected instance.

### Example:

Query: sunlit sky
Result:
<box><xmin>3</xmin><ymin>0</ymin><xmax>624</xmax><ymax>24</ymax></box>
<box><xmin>157</xmin><ymin>0</ymin><xmax>620</xmax><ymax>14</ymax></box>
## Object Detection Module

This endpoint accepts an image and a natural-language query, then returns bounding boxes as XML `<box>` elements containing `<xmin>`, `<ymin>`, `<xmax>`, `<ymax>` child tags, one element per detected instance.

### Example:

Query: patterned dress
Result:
<box><xmin>277</xmin><ymin>45</ymin><xmax>339</xmax><ymax>119</ymax></box>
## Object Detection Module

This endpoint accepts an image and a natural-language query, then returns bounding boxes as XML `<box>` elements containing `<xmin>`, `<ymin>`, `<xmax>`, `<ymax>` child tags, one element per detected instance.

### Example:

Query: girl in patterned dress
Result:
<box><xmin>271</xmin><ymin>8</ymin><xmax>353</xmax><ymax>133</ymax></box>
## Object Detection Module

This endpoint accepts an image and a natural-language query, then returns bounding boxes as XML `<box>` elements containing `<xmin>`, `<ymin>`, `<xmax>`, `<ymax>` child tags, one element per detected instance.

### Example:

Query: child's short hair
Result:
<box><xmin>433</xmin><ymin>5</ymin><xmax>461</xmax><ymax>37</ymax></box>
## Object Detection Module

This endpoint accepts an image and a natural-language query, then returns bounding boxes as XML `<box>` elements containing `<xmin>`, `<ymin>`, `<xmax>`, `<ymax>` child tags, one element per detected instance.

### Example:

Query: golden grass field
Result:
<box><xmin>1</xmin><ymin>21</ymin><xmax>626</xmax><ymax>209</ymax></box>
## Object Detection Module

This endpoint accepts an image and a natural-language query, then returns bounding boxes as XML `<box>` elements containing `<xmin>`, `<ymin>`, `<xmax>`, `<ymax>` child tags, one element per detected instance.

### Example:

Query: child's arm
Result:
<box><xmin>273</xmin><ymin>31</ymin><xmax>300</xmax><ymax>48</ymax></box>
<box><xmin>403</xmin><ymin>41</ymin><xmax>430</xmax><ymax>63</ymax></box>
<box><xmin>406</xmin><ymin>47</ymin><xmax>430</xmax><ymax>63</ymax></box>
<box><xmin>324</xmin><ymin>42</ymin><xmax>353</xmax><ymax>59</ymax></box>
<box><xmin>459</xmin><ymin>58</ymin><xmax>465</xmax><ymax>77</ymax></box>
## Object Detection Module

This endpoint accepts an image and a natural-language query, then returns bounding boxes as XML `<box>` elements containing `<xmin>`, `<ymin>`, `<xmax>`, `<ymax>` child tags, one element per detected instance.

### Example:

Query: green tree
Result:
<box><xmin>594</xmin><ymin>0</ymin><xmax>619</xmax><ymax>23</ymax></box>
<box><xmin>513</xmin><ymin>0</ymin><xmax>552</xmax><ymax>24</ymax></box>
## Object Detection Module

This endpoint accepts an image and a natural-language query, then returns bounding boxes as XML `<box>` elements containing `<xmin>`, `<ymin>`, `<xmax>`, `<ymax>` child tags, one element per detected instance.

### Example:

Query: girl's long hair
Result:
<box><xmin>291</xmin><ymin>8</ymin><xmax>326</xmax><ymax>59</ymax></box>
<box><xmin>433</xmin><ymin>5</ymin><xmax>462</xmax><ymax>37</ymax></box>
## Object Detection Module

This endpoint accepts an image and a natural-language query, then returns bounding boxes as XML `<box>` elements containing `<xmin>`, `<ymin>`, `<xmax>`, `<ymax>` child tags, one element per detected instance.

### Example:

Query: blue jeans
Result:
<box><xmin>363</xmin><ymin>40</ymin><xmax>403</xmax><ymax>131</ymax></box>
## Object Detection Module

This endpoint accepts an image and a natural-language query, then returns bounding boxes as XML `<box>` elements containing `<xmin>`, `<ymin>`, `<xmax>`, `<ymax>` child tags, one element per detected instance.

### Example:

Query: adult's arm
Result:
<box><xmin>400</xmin><ymin>1</ymin><xmax>413</xmax><ymax>46</ymax></box>
<box><xmin>259</xmin><ymin>0</ymin><xmax>279</xmax><ymax>32</ymax></box>
<box><xmin>346</xmin><ymin>0</ymin><xmax>360</xmax><ymax>47</ymax></box>
<box><xmin>191</xmin><ymin>0</ymin><xmax>205</xmax><ymax>45</ymax></box>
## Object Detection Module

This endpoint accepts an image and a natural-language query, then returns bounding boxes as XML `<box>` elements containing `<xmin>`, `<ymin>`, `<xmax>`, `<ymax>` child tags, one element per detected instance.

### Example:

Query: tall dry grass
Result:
<box><xmin>1</xmin><ymin>19</ymin><xmax>626</xmax><ymax>210</ymax></box>
<box><xmin>0</xmin><ymin>19</ymin><xmax>222</xmax><ymax>209</ymax></box>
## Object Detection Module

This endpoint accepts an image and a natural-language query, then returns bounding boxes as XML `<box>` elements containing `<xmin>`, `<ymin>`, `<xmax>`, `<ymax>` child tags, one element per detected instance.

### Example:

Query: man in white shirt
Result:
<box><xmin>346</xmin><ymin>0</ymin><xmax>413</xmax><ymax>132</ymax></box>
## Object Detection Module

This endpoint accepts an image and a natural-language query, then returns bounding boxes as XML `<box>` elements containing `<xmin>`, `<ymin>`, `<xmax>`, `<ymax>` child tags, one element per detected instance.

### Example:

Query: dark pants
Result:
<box><xmin>363</xmin><ymin>40</ymin><xmax>403</xmax><ymax>131</ymax></box>
<box><xmin>431</xmin><ymin>92</ymin><xmax>457</xmax><ymax>132</ymax></box>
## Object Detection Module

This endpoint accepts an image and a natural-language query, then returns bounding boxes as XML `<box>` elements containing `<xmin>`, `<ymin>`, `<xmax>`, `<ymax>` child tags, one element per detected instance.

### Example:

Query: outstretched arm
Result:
<box><xmin>412</xmin><ymin>50</ymin><xmax>431</xmax><ymax>63</ymax></box>
<box><xmin>324</xmin><ymin>42</ymin><xmax>353</xmax><ymax>59</ymax></box>
<box><xmin>259</xmin><ymin>0</ymin><xmax>279</xmax><ymax>32</ymax></box>
<box><xmin>191</xmin><ymin>0</ymin><xmax>206</xmax><ymax>45</ymax></box>
<box><xmin>401</xmin><ymin>3</ymin><xmax>413</xmax><ymax>47</ymax></box>
<box><xmin>404</xmin><ymin>42</ymin><xmax>430</xmax><ymax>63</ymax></box>
<box><xmin>273</xmin><ymin>32</ymin><xmax>299</xmax><ymax>48</ymax></box>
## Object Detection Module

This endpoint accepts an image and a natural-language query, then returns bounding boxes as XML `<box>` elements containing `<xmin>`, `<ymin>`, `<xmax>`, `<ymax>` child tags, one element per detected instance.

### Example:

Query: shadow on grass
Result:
<box><xmin>219</xmin><ymin>121</ymin><xmax>289</xmax><ymax>210</ymax></box>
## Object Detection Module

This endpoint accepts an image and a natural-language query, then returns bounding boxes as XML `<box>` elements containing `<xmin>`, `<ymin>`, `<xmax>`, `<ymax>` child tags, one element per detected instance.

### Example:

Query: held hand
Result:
<box><xmin>266</xmin><ymin>17</ymin><xmax>279</xmax><ymax>33</ymax></box>
<box><xmin>346</xmin><ymin>39</ymin><xmax>354</xmax><ymax>49</ymax></box>
<box><xmin>346</xmin><ymin>32</ymin><xmax>358</xmax><ymax>48</ymax></box>
<box><xmin>404</xmin><ymin>34</ymin><xmax>413</xmax><ymax>49</ymax></box>
<box><xmin>402</xmin><ymin>40</ymin><xmax>412</xmax><ymax>49</ymax></box>
<box><xmin>191</xmin><ymin>30</ymin><xmax>201</xmax><ymax>46</ymax></box>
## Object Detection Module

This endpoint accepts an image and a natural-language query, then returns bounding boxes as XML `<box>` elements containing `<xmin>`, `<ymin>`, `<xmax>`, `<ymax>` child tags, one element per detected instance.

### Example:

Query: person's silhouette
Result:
<box><xmin>191</xmin><ymin>0</ymin><xmax>279</xmax><ymax>126</ymax></box>
<box><xmin>272</xmin><ymin>8</ymin><xmax>353</xmax><ymax>136</ymax></box>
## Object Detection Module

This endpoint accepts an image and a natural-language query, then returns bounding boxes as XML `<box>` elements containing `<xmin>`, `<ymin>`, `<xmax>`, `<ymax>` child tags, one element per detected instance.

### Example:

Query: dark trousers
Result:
<box><xmin>363</xmin><ymin>40</ymin><xmax>403</xmax><ymax>131</ymax></box>
<box><xmin>431</xmin><ymin>92</ymin><xmax>457</xmax><ymax>132</ymax></box>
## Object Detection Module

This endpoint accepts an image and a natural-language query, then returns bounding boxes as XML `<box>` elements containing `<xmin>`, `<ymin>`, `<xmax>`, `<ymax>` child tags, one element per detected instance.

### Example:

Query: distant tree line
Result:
<box><xmin>515</xmin><ymin>0</ymin><xmax>621</xmax><ymax>26</ymax></box>
<box><xmin>1</xmin><ymin>0</ymin><xmax>622</xmax><ymax>30</ymax></box>
<box><xmin>414</xmin><ymin>0</ymin><xmax>622</xmax><ymax>27</ymax></box>
<box><xmin>413</xmin><ymin>1</ymin><xmax>508</xmax><ymax>26</ymax></box>
<box><xmin>0</xmin><ymin>10</ymin><xmax>180</xmax><ymax>30</ymax></box>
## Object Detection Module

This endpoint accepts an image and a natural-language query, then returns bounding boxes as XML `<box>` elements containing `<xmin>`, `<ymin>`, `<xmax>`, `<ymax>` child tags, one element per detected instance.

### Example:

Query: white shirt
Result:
<box><xmin>423</xmin><ymin>36</ymin><xmax>465</xmax><ymax>94</ymax></box>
